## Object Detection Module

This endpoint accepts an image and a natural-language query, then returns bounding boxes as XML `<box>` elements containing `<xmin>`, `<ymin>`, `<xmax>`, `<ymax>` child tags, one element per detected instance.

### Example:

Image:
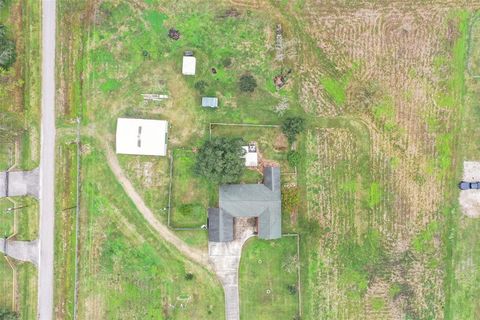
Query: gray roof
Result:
<box><xmin>202</xmin><ymin>97</ymin><xmax>218</xmax><ymax>108</ymax></box>
<box><xmin>208</xmin><ymin>208</ymin><xmax>234</xmax><ymax>242</ymax></box>
<box><xmin>209</xmin><ymin>167</ymin><xmax>282</xmax><ymax>242</ymax></box>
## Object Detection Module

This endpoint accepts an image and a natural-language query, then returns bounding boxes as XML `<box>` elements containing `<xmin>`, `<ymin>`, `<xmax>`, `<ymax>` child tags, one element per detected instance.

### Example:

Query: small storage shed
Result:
<box><xmin>202</xmin><ymin>97</ymin><xmax>218</xmax><ymax>108</ymax></box>
<box><xmin>242</xmin><ymin>144</ymin><xmax>258</xmax><ymax>167</ymax></box>
<box><xmin>182</xmin><ymin>53</ymin><xmax>196</xmax><ymax>75</ymax></box>
<box><xmin>116</xmin><ymin>118</ymin><xmax>168</xmax><ymax>156</ymax></box>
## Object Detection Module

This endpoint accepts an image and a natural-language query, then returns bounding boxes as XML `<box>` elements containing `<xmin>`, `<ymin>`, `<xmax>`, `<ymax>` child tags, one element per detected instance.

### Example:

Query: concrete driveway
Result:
<box><xmin>0</xmin><ymin>238</ymin><xmax>38</xmax><ymax>265</ymax></box>
<box><xmin>209</xmin><ymin>223</ymin><xmax>255</xmax><ymax>320</ymax></box>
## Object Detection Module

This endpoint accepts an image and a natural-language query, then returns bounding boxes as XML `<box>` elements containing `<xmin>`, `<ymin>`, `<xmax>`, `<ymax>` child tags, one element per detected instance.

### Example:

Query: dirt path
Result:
<box><xmin>104</xmin><ymin>145</ymin><xmax>212</xmax><ymax>270</ymax></box>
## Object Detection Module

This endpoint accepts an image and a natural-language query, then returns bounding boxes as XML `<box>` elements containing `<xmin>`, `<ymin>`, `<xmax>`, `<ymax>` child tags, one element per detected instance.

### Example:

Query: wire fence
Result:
<box><xmin>283</xmin><ymin>233</ymin><xmax>303</xmax><ymax>317</ymax></box>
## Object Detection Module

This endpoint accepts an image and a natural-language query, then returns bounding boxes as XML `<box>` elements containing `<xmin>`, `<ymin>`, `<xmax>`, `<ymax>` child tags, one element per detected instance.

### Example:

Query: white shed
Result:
<box><xmin>242</xmin><ymin>145</ymin><xmax>258</xmax><ymax>167</ymax></box>
<box><xmin>116</xmin><ymin>118</ymin><xmax>168</xmax><ymax>156</ymax></box>
<box><xmin>182</xmin><ymin>56</ymin><xmax>196</xmax><ymax>75</ymax></box>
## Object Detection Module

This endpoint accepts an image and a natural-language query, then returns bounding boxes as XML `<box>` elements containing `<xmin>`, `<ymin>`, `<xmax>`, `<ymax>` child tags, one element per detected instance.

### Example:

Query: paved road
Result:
<box><xmin>38</xmin><ymin>0</ymin><xmax>56</xmax><ymax>319</ymax></box>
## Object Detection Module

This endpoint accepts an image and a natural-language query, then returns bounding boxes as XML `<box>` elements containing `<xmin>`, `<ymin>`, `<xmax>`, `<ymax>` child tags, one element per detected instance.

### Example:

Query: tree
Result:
<box><xmin>287</xmin><ymin>150</ymin><xmax>301</xmax><ymax>167</ymax></box>
<box><xmin>0</xmin><ymin>308</ymin><xmax>18</xmax><ymax>320</ymax></box>
<box><xmin>195</xmin><ymin>137</ymin><xmax>245</xmax><ymax>184</ymax></box>
<box><xmin>238</xmin><ymin>74</ymin><xmax>257</xmax><ymax>93</ymax></box>
<box><xmin>194</xmin><ymin>80</ymin><xmax>208</xmax><ymax>94</ymax></box>
<box><xmin>0</xmin><ymin>25</ymin><xmax>16</xmax><ymax>70</ymax></box>
<box><xmin>184</xmin><ymin>272</ymin><xmax>194</xmax><ymax>280</ymax></box>
<box><xmin>281</xmin><ymin>117</ymin><xmax>305</xmax><ymax>144</ymax></box>
<box><xmin>0</xmin><ymin>110</ymin><xmax>24</xmax><ymax>143</ymax></box>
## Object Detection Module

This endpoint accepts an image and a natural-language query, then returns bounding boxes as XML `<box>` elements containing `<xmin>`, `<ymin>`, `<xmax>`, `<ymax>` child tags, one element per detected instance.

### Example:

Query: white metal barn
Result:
<box><xmin>182</xmin><ymin>56</ymin><xmax>196</xmax><ymax>75</ymax></box>
<box><xmin>116</xmin><ymin>118</ymin><xmax>168</xmax><ymax>156</ymax></box>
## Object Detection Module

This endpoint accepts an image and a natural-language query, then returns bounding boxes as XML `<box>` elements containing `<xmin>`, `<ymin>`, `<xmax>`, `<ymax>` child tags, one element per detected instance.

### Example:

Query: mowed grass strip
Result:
<box><xmin>17</xmin><ymin>263</ymin><xmax>38</xmax><ymax>320</ymax></box>
<box><xmin>77</xmin><ymin>140</ymin><xmax>224</xmax><ymax>319</ymax></box>
<box><xmin>54</xmin><ymin>140</ymin><xmax>78</xmax><ymax>320</ymax></box>
<box><xmin>239</xmin><ymin>237</ymin><xmax>299</xmax><ymax>320</ymax></box>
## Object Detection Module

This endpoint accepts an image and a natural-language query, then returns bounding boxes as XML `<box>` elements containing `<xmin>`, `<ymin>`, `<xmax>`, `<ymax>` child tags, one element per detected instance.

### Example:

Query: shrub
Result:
<box><xmin>282</xmin><ymin>185</ymin><xmax>300</xmax><ymax>213</ymax></box>
<box><xmin>287</xmin><ymin>284</ymin><xmax>297</xmax><ymax>295</ymax></box>
<box><xmin>287</xmin><ymin>150</ymin><xmax>301</xmax><ymax>167</ymax></box>
<box><xmin>0</xmin><ymin>308</ymin><xmax>18</xmax><ymax>320</ymax></box>
<box><xmin>185</xmin><ymin>272</ymin><xmax>194</xmax><ymax>280</ymax></box>
<box><xmin>222</xmin><ymin>57</ymin><xmax>232</xmax><ymax>68</ymax></box>
<box><xmin>0</xmin><ymin>25</ymin><xmax>16</xmax><ymax>70</ymax></box>
<box><xmin>194</xmin><ymin>80</ymin><xmax>208</xmax><ymax>94</ymax></box>
<box><xmin>238</xmin><ymin>74</ymin><xmax>257</xmax><ymax>93</ymax></box>
<box><xmin>195</xmin><ymin>137</ymin><xmax>245</xmax><ymax>184</ymax></box>
<box><xmin>281</xmin><ymin>117</ymin><xmax>305</xmax><ymax>144</ymax></box>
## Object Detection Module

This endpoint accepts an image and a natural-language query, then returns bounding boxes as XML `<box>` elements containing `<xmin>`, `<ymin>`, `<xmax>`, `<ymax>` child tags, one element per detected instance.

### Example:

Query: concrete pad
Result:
<box><xmin>0</xmin><ymin>168</ymin><xmax>39</xmax><ymax>199</ymax></box>
<box><xmin>0</xmin><ymin>238</ymin><xmax>38</xmax><ymax>266</ymax></box>
<box><xmin>0</xmin><ymin>172</ymin><xmax>5</xmax><ymax>197</ymax></box>
<box><xmin>459</xmin><ymin>161</ymin><xmax>480</xmax><ymax>218</ymax></box>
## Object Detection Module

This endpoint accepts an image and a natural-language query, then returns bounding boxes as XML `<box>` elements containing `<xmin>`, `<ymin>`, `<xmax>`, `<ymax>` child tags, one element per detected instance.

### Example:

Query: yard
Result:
<box><xmin>75</xmin><ymin>140</ymin><xmax>224</xmax><ymax>319</ymax></box>
<box><xmin>239</xmin><ymin>237</ymin><xmax>299</xmax><ymax>320</ymax></box>
<box><xmin>53</xmin><ymin>0</ymin><xmax>480</xmax><ymax>319</ymax></box>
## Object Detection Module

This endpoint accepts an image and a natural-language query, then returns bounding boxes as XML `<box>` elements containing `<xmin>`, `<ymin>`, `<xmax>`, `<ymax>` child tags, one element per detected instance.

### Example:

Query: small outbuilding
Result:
<box><xmin>201</xmin><ymin>97</ymin><xmax>218</xmax><ymax>108</ymax></box>
<box><xmin>182</xmin><ymin>52</ymin><xmax>196</xmax><ymax>75</ymax></box>
<box><xmin>242</xmin><ymin>144</ymin><xmax>258</xmax><ymax>167</ymax></box>
<box><xmin>116</xmin><ymin>118</ymin><xmax>168</xmax><ymax>156</ymax></box>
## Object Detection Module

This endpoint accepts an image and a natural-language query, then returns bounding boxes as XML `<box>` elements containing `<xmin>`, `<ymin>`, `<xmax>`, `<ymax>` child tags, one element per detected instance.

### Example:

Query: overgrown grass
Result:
<box><xmin>239</xmin><ymin>237</ymin><xmax>299</xmax><ymax>320</ymax></box>
<box><xmin>54</xmin><ymin>140</ymin><xmax>78</xmax><ymax>319</ymax></box>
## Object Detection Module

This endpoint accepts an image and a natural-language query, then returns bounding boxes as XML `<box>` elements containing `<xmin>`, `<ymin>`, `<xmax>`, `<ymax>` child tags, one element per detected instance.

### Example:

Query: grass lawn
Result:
<box><xmin>0</xmin><ymin>199</ymin><xmax>15</xmax><ymax>237</ymax></box>
<box><xmin>17</xmin><ymin>263</ymin><xmax>38</xmax><ymax>320</ymax></box>
<box><xmin>13</xmin><ymin>197</ymin><xmax>39</xmax><ymax>240</ymax></box>
<box><xmin>76</xmin><ymin>140</ymin><xmax>224</xmax><ymax>319</ymax></box>
<box><xmin>171</xmin><ymin>149</ymin><xmax>214</xmax><ymax>228</ymax></box>
<box><xmin>239</xmin><ymin>237</ymin><xmax>299</xmax><ymax>320</ymax></box>
<box><xmin>0</xmin><ymin>260</ymin><xmax>37</xmax><ymax>320</ymax></box>
<box><xmin>0</xmin><ymin>259</ymin><xmax>14</xmax><ymax>310</ymax></box>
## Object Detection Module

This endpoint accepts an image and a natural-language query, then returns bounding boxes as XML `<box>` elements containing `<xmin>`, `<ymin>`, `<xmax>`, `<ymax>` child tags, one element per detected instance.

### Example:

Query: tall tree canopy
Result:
<box><xmin>238</xmin><ymin>74</ymin><xmax>257</xmax><ymax>93</ymax></box>
<box><xmin>195</xmin><ymin>137</ymin><xmax>245</xmax><ymax>184</ymax></box>
<box><xmin>0</xmin><ymin>24</ymin><xmax>16</xmax><ymax>70</ymax></box>
<box><xmin>281</xmin><ymin>117</ymin><xmax>306</xmax><ymax>144</ymax></box>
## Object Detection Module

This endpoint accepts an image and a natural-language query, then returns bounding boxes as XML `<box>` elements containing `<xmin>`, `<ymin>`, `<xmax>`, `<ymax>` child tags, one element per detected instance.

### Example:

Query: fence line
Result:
<box><xmin>73</xmin><ymin>118</ymin><xmax>82</xmax><ymax>320</ymax></box>
<box><xmin>282</xmin><ymin>233</ymin><xmax>302</xmax><ymax>317</ymax></box>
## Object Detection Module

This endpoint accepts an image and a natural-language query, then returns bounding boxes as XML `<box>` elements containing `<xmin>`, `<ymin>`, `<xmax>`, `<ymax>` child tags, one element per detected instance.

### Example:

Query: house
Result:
<box><xmin>208</xmin><ymin>167</ymin><xmax>282</xmax><ymax>242</ymax></box>
<box><xmin>182</xmin><ymin>52</ymin><xmax>196</xmax><ymax>75</ymax></box>
<box><xmin>115</xmin><ymin>118</ymin><xmax>168</xmax><ymax>156</ymax></box>
<box><xmin>202</xmin><ymin>97</ymin><xmax>218</xmax><ymax>108</ymax></box>
<box><xmin>242</xmin><ymin>143</ymin><xmax>258</xmax><ymax>167</ymax></box>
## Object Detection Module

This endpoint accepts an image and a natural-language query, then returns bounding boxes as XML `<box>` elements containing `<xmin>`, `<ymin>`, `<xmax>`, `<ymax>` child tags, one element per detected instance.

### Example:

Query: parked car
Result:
<box><xmin>458</xmin><ymin>181</ymin><xmax>480</xmax><ymax>190</ymax></box>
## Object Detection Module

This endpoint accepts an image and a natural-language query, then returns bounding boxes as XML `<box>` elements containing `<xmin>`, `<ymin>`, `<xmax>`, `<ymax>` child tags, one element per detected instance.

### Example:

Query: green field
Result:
<box><xmin>239</xmin><ymin>237</ymin><xmax>299</xmax><ymax>320</ymax></box>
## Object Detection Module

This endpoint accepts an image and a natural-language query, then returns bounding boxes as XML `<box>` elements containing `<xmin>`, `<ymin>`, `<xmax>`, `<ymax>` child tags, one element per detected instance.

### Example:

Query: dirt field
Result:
<box><xmin>293</xmin><ymin>1</ymin><xmax>477</xmax><ymax>319</ymax></box>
